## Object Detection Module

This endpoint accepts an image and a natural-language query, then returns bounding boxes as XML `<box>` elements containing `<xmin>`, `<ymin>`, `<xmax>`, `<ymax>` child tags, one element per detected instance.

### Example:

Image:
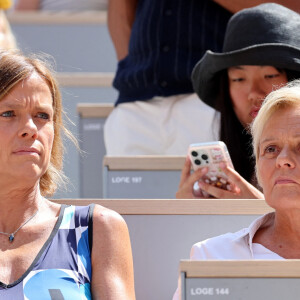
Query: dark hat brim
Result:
<box><xmin>192</xmin><ymin>44</ymin><xmax>300</xmax><ymax>109</ymax></box>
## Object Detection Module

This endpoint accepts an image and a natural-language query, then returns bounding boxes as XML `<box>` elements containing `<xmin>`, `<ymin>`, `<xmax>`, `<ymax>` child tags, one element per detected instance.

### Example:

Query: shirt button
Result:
<box><xmin>165</xmin><ymin>9</ymin><xmax>172</xmax><ymax>16</ymax></box>
<box><xmin>162</xmin><ymin>45</ymin><xmax>170</xmax><ymax>52</ymax></box>
<box><xmin>160</xmin><ymin>81</ymin><xmax>168</xmax><ymax>87</ymax></box>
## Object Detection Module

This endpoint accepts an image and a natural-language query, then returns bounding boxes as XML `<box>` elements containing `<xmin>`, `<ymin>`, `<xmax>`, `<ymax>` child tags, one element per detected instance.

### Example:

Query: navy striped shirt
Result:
<box><xmin>113</xmin><ymin>0</ymin><xmax>232</xmax><ymax>105</ymax></box>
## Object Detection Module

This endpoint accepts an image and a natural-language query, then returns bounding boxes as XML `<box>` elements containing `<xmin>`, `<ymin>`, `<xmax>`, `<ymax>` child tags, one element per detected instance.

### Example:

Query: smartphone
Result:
<box><xmin>188</xmin><ymin>141</ymin><xmax>234</xmax><ymax>191</ymax></box>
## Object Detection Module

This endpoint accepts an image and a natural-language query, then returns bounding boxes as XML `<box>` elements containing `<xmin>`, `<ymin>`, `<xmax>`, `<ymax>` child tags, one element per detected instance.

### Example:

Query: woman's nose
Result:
<box><xmin>276</xmin><ymin>147</ymin><xmax>296</xmax><ymax>169</ymax></box>
<box><xmin>248</xmin><ymin>81</ymin><xmax>267</xmax><ymax>105</ymax></box>
<box><xmin>18</xmin><ymin>117</ymin><xmax>38</xmax><ymax>139</ymax></box>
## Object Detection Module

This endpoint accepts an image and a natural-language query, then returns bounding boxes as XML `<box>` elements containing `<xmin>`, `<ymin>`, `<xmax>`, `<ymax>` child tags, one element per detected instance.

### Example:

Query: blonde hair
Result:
<box><xmin>0</xmin><ymin>49</ymin><xmax>75</xmax><ymax>196</ymax></box>
<box><xmin>251</xmin><ymin>80</ymin><xmax>300</xmax><ymax>184</ymax></box>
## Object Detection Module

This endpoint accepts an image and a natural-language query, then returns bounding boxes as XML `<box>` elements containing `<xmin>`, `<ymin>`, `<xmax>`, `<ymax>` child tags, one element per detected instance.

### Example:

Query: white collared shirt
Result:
<box><xmin>172</xmin><ymin>213</ymin><xmax>283</xmax><ymax>300</ymax></box>
<box><xmin>191</xmin><ymin>212</ymin><xmax>283</xmax><ymax>260</ymax></box>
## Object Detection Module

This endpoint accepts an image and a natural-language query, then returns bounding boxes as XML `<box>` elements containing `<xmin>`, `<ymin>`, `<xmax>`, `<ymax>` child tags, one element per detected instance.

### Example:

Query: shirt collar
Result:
<box><xmin>233</xmin><ymin>212</ymin><xmax>275</xmax><ymax>257</ymax></box>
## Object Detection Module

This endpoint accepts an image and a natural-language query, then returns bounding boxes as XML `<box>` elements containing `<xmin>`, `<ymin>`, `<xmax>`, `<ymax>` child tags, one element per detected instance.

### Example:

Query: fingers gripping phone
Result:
<box><xmin>188</xmin><ymin>141</ymin><xmax>234</xmax><ymax>192</ymax></box>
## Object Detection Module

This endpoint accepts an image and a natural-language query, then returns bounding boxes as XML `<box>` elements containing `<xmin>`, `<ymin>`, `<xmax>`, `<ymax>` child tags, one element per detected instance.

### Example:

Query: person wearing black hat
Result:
<box><xmin>176</xmin><ymin>3</ymin><xmax>300</xmax><ymax>200</ymax></box>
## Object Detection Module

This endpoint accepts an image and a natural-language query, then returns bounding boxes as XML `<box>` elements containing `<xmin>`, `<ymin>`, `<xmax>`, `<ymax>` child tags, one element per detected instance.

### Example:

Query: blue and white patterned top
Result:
<box><xmin>0</xmin><ymin>205</ymin><xmax>94</xmax><ymax>300</ymax></box>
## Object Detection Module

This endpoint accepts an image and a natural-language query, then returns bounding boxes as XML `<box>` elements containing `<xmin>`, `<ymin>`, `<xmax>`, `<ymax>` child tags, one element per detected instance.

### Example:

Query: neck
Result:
<box><xmin>271</xmin><ymin>209</ymin><xmax>300</xmax><ymax>244</ymax></box>
<box><xmin>0</xmin><ymin>183</ymin><xmax>42</xmax><ymax>233</ymax></box>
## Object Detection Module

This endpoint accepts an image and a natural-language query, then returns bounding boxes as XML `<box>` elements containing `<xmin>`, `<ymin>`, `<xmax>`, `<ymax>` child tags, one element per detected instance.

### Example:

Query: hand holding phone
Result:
<box><xmin>188</xmin><ymin>141</ymin><xmax>234</xmax><ymax>193</ymax></box>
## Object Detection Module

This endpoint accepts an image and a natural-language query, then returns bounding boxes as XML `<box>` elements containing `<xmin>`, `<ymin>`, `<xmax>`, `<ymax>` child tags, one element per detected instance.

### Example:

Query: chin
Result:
<box><xmin>15</xmin><ymin>164</ymin><xmax>45</xmax><ymax>180</ymax></box>
<box><xmin>267</xmin><ymin>191</ymin><xmax>300</xmax><ymax>210</ymax></box>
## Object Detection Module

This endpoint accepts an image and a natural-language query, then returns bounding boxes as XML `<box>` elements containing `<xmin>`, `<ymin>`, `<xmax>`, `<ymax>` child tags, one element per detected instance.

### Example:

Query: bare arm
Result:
<box><xmin>14</xmin><ymin>0</ymin><xmax>40</xmax><ymax>10</ymax></box>
<box><xmin>213</xmin><ymin>0</ymin><xmax>300</xmax><ymax>13</ymax></box>
<box><xmin>91</xmin><ymin>205</ymin><xmax>136</xmax><ymax>300</ymax></box>
<box><xmin>108</xmin><ymin>0</ymin><xmax>138</xmax><ymax>61</ymax></box>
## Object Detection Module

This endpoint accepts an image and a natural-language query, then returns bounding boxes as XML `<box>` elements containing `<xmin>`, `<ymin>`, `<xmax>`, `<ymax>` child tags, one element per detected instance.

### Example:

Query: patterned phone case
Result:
<box><xmin>188</xmin><ymin>141</ymin><xmax>233</xmax><ymax>191</ymax></box>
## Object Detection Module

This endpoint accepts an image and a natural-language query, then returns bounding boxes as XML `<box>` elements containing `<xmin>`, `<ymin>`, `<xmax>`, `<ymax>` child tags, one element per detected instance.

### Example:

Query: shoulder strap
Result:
<box><xmin>88</xmin><ymin>203</ymin><xmax>95</xmax><ymax>254</ymax></box>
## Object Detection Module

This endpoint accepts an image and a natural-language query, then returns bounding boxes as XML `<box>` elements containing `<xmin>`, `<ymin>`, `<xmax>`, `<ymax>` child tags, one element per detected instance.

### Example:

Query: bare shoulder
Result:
<box><xmin>91</xmin><ymin>204</ymin><xmax>129</xmax><ymax>244</ymax></box>
<box><xmin>90</xmin><ymin>205</ymin><xmax>135</xmax><ymax>299</ymax></box>
<box><xmin>92</xmin><ymin>204</ymin><xmax>127</xmax><ymax>228</ymax></box>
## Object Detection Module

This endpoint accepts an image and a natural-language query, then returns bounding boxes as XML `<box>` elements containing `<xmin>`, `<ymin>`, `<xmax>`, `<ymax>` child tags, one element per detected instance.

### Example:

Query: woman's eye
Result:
<box><xmin>265</xmin><ymin>145</ymin><xmax>277</xmax><ymax>154</ymax></box>
<box><xmin>231</xmin><ymin>77</ymin><xmax>244</xmax><ymax>82</ymax></box>
<box><xmin>0</xmin><ymin>110</ymin><xmax>15</xmax><ymax>117</ymax></box>
<box><xmin>36</xmin><ymin>112</ymin><xmax>49</xmax><ymax>120</ymax></box>
<box><xmin>265</xmin><ymin>74</ymin><xmax>280</xmax><ymax>79</ymax></box>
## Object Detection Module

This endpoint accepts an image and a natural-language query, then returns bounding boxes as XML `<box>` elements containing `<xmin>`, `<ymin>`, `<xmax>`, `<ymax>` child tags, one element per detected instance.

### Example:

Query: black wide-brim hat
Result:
<box><xmin>192</xmin><ymin>3</ymin><xmax>300</xmax><ymax>109</ymax></box>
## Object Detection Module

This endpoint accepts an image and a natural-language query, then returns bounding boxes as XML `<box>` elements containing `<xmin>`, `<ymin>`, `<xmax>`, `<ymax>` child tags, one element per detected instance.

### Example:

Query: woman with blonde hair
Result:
<box><xmin>174</xmin><ymin>79</ymin><xmax>300</xmax><ymax>299</ymax></box>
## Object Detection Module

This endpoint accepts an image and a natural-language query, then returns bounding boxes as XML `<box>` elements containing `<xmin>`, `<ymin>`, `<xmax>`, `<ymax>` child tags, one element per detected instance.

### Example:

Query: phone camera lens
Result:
<box><xmin>201</xmin><ymin>154</ymin><xmax>208</xmax><ymax>160</ymax></box>
<box><xmin>191</xmin><ymin>151</ymin><xmax>198</xmax><ymax>157</ymax></box>
<box><xmin>194</xmin><ymin>159</ymin><xmax>201</xmax><ymax>165</ymax></box>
